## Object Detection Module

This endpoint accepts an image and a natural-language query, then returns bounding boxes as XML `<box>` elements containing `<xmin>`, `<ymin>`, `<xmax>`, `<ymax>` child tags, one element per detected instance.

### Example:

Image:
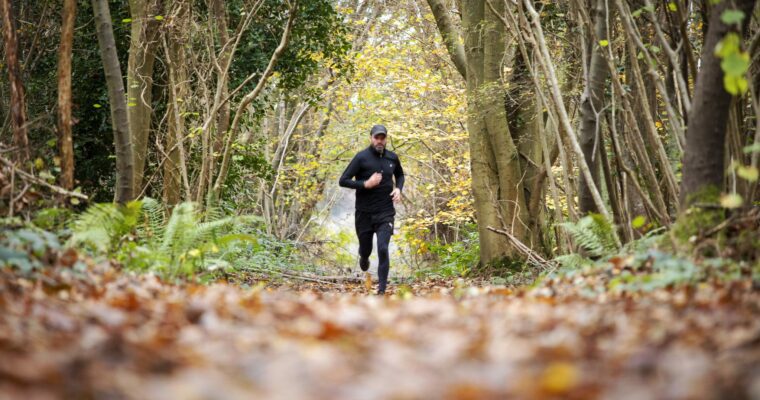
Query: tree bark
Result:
<box><xmin>427</xmin><ymin>0</ymin><xmax>544</xmax><ymax>265</ymax></box>
<box><xmin>426</xmin><ymin>0</ymin><xmax>467</xmax><ymax>79</ymax></box>
<box><xmin>578</xmin><ymin>0</ymin><xmax>609</xmax><ymax>215</ymax></box>
<box><xmin>482</xmin><ymin>0</ymin><xmax>530</xmax><ymax>252</ymax></box>
<box><xmin>92</xmin><ymin>0</ymin><xmax>134</xmax><ymax>203</ymax></box>
<box><xmin>211</xmin><ymin>0</ymin><xmax>232</xmax><ymax>154</ymax></box>
<box><xmin>57</xmin><ymin>0</ymin><xmax>76</xmax><ymax>190</ymax></box>
<box><xmin>463</xmin><ymin>0</ymin><xmax>515</xmax><ymax>265</ymax></box>
<box><xmin>163</xmin><ymin>0</ymin><xmax>191</xmax><ymax>205</ymax></box>
<box><xmin>680</xmin><ymin>0</ymin><xmax>756</xmax><ymax>206</ymax></box>
<box><xmin>1</xmin><ymin>0</ymin><xmax>29</xmax><ymax>163</ymax></box>
<box><xmin>127</xmin><ymin>0</ymin><xmax>162</xmax><ymax>194</ymax></box>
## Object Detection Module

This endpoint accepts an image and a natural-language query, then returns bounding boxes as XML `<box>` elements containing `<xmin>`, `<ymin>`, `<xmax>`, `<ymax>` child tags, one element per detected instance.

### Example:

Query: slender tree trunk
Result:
<box><xmin>163</xmin><ymin>0</ymin><xmax>190</xmax><ymax>205</ymax></box>
<box><xmin>210</xmin><ymin>2</ymin><xmax>298</xmax><ymax>202</ymax></box>
<box><xmin>197</xmin><ymin>0</ymin><xmax>231</xmax><ymax>205</ymax></box>
<box><xmin>128</xmin><ymin>0</ymin><xmax>162</xmax><ymax>194</ymax></box>
<box><xmin>1</xmin><ymin>0</ymin><xmax>29</xmax><ymax>163</ymax></box>
<box><xmin>57</xmin><ymin>0</ymin><xmax>76</xmax><ymax>190</ymax></box>
<box><xmin>211</xmin><ymin>0</ymin><xmax>232</xmax><ymax>151</ymax></box>
<box><xmin>92</xmin><ymin>0</ymin><xmax>134</xmax><ymax>203</ymax></box>
<box><xmin>681</xmin><ymin>0</ymin><xmax>756</xmax><ymax>206</ymax></box>
<box><xmin>578</xmin><ymin>0</ymin><xmax>610</xmax><ymax>215</ymax></box>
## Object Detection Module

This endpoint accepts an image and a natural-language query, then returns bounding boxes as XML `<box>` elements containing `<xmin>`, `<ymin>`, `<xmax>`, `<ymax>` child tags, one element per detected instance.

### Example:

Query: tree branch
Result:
<box><xmin>426</xmin><ymin>0</ymin><xmax>467</xmax><ymax>79</ymax></box>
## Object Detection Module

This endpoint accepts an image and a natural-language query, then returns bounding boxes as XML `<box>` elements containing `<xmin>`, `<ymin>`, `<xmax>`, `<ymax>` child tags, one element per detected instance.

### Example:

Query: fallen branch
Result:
<box><xmin>0</xmin><ymin>155</ymin><xmax>88</xmax><ymax>200</ymax></box>
<box><xmin>486</xmin><ymin>226</ymin><xmax>555</xmax><ymax>269</ymax></box>
<box><xmin>280</xmin><ymin>271</ymin><xmax>365</xmax><ymax>284</ymax></box>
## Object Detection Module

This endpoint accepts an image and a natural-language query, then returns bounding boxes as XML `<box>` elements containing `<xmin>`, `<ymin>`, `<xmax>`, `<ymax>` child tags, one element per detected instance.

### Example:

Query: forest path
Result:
<box><xmin>1</xmin><ymin>264</ymin><xmax>759</xmax><ymax>400</ymax></box>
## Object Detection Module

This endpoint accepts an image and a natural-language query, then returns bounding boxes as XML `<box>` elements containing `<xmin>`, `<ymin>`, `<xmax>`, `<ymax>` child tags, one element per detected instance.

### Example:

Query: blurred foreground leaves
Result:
<box><xmin>1</xmin><ymin>246</ymin><xmax>759</xmax><ymax>399</ymax></box>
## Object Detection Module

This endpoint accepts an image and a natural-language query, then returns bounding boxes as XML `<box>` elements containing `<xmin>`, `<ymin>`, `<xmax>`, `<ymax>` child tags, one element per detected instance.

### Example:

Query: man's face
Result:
<box><xmin>371</xmin><ymin>134</ymin><xmax>386</xmax><ymax>152</ymax></box>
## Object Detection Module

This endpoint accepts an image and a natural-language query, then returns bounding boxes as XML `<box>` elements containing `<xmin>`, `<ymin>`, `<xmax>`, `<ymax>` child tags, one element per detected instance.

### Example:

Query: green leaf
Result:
<box><xmin>737</xmin><ymin>165</ymin><xmax>759</xmax><ymax>182</ymax></box>
<box><xmin>154</xmin><ymin>15</ymin><xmax>164</xmax><ymax>21</ymax></box>
<box><xmin>720</xmin><ymin>193</ymin><xmax>743</xmax><ymax>208</ymax></box>
<box><xmin>46</xmin><ymin>138</ymin><xmax>58</xmax><ymax>147</ymax></box>
<box><xmin>714</xmin><ymin>33</ymin><xmax>741</xmax><ymax>58</ymax></box>
<box><xmin>742</xmin><ymin>143</ymin><xmax>760</xmax><ymax>154</ymax></box>
<box><xmin>723</xmin><ymin>74</ymin><xmax>748</xmax><ymax>95</ymax></box>
<box><xmin>720</xmin><ymin>52</ymin><xmax>749</xmax><ymax>76</ymax></box>
<box><xmin>93</xmin><ymin>103</ymin><xmax>102</xmax><ymax>109</ymax></box>
<box><xmin>599</xmin><ymin>39</ymin><xmax>609</xmax><ymax>47</ymax></box>
<box><xmin>720</xmin><ymin>9</ymin><xmax>745</xmax><ymax>25</ymax></box>
<box><xmin>632</xmin><ymin>215</ymin><xmax>647</xmax><ymax>229</ymax></box>
<box><xmin>668</xmin><ymin>2</ymin><xmax>677</xmax><ymax>12</ymax></box>
<box><xmin>122</xmin><ymin>18</ymin><xmax>132</xmax><ymax>23</ymax></box>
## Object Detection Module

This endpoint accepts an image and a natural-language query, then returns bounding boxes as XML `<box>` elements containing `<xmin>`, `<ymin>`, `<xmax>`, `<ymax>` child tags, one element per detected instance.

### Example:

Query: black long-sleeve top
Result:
<box><xmin>339</xmin><ymin>146</ymin><xmax>405</xmax><ymax>213</ymax></box>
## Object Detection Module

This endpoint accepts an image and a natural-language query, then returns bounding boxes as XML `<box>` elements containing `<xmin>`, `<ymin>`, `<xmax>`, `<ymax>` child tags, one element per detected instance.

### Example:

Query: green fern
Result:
<box><xmin>554</xmin><ymin>253</ymin><xmax>590</xmax><ymax>269</ymax></box>
<box><xmin>160</xmin><ymin>202</ymin><xmax>196</xmax><ymax>253</ymax></box>
<box><xmin>559</xmin><ymin>213</ymin><xmax>619</xmax><ymax>258</ymax></box>
<box><xmin>136</xmin><ymin>197</ymin><xmax>166</xmax><ymax>244</ymax></box>
<box><xmin>69</xmin><ymin>202</ymin><xmax>134</xmax><ymax>252</ymax></box>
<box><xmin>69</xmin><ymin>198</ymin><xmax>259</xmax><ymax>278</ymax></box>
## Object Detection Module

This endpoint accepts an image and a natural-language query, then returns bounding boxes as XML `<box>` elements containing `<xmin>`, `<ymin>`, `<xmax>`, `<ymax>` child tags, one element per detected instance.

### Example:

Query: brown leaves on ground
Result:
<box><xmin>1</xmin><ymin>260</ymin><xmax>759</xmax><ymax>400</ymax></box>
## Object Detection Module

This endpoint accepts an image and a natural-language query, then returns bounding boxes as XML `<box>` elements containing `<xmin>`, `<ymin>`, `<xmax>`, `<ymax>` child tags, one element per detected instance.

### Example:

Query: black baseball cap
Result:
<box><xmin>370</xmin><ymin>124</ymin><xmax>387</xmax><ymax>137</ymax></box>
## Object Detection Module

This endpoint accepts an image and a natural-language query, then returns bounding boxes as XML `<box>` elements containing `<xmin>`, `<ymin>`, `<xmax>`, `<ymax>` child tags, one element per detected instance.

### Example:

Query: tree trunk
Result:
<box><xmin>92</xmin><ymin>0</ymin><xmax>134</xmax><ymax>203</ymax></box>
<box><xmin>463</xmin><ymin>0</ymin><xmax>536</xmax><ymax>266</ymax></box>
<box><xmin>196</xmin><ymin>0</ymin><xmax>231</xmax><ymax>205</ymax></box>
<box><xmin>128</xmin><ymin>0</ymin><xmax>162</xmax><ymax>194</ymax></box>
<box><xmin>482</xmin><ymin>1</ymin><xmax>530</xmax><ymax>250</ymax></box>
<box><xmin>1</xmin><ymin>0</ymin><xmax>29</xmax><ymax>163</ymax></box>
<box><xmin>463</xmin><ymin>0</ymin><xmax>512</xmax><ymax>265</ymax></box>
<box><xmin>163</xmin><ymin>0</ymin><xmax>190</xmax><ymax>205</ymax></box>
<box><xmin>578</xmin><ymin>0</ymin><xmax>609</xmax><ymax>215</ymax></box>
<box><xmin>680</xmin><ymin>0</ymin><xmax>756</xmax><ymax>206</ymax></box>
<box><xmin>211</xmin><ymin>0</ymin><xmax>232</xmax><ymax>154</ymax></box>
<box><xmin>57</xmin><ymin>0</ymin><xmax>76</xmax><ymax>190</ymax></box>
<box><xmin>428</xmin><ymin>0</ymin><xmax>541</xmax><ymax>265</ymax></box>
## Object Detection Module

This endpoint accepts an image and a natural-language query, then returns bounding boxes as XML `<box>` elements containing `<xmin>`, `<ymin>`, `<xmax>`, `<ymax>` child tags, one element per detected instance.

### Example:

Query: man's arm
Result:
<box><xmin>339</xmin><ymin>155</ymin><xmax>365</xmax><ymax>190</ymax></box>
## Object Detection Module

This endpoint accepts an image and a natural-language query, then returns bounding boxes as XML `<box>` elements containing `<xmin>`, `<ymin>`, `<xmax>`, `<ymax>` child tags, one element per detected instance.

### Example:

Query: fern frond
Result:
<box><xmin>182</xmin><ymin>217</ymin><xmax>237</xmax><ymax>251</ymax></box>
<box><xmin>68</xmin><ymin>203</ymin><xmax>124</xmax><ymax>252</ymax></box>
<box><xmin>554</xmin><ymin>253</ymin><xmax>588</xmax><ymax>269</ymax></box>
<box><xmin>161</xmin><ymin>202</ymin><xmax>197</xmax><ymax>253</ymax></box>
<box><xmin>559</xmin><ymin>213</ymin><xmax>618</xmax><ymax>258</ymax></box>
<box><xmin>136</xmin><ymin>197</ymin><xmax>166</xmax><ymax>244</ymax></box>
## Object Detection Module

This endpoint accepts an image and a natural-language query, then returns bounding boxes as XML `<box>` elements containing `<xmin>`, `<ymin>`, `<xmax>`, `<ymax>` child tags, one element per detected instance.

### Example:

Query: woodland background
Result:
<box><xmin>1</xmin><ymin>1</ymin><xmax>759</xmax><ymax>397</ymax></box>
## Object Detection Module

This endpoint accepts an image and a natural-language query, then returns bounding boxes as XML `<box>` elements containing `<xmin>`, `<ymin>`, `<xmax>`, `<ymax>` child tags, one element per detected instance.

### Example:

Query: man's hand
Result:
<box><xmin>390</xmin><ymin>188</ymin><xmax>401</xmax><ymax>203</ymax></box>
<box><xmin>364</xmin><ymin>172</ymin><xmax>382</xmax><ymax>189</ymax></box>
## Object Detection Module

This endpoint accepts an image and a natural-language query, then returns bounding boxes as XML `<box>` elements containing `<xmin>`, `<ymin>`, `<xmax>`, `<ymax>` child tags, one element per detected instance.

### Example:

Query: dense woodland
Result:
<box><xmin>1</xmin><ymin>0</ymin><xmax>759</xmax><ymax>398</ymax></box>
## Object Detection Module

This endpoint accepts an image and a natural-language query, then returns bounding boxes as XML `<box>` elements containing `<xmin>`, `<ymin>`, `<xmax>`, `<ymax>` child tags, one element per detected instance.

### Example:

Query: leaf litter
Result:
<box><xmin>1</xmin><ymin>253</ymin><xmax>759</xmax><ymax>400</ymax></box>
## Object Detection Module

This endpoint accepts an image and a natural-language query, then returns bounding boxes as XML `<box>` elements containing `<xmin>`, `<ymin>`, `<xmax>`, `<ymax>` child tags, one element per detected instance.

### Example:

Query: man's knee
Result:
<box><xmin>377</xmin><ymin>233</ymin><xmax>391</xmax><ymax>254</ymax></box>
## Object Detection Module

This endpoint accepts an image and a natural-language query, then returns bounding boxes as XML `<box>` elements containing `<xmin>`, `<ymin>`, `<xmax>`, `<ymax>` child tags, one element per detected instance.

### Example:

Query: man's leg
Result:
<box><xmin>355</xmin><ymin>212</ymin><xmax>373</xmax><ymax>271</ymax></box>
<box><xmin>375</xmin><ymin>222</ymin><xmax>393</xmax><ymax>294</ymax></box>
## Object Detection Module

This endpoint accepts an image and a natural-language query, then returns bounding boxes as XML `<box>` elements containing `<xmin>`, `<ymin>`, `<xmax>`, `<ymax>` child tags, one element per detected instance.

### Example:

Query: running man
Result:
<box><xmin>339</xmin><ymin>124</ymin><xmax>405</xmax><ymax>295</ymax></box>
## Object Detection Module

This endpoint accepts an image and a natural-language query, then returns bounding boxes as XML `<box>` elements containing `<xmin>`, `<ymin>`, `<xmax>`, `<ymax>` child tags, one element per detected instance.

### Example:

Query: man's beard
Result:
<box><xmin>374</xmin><ymin>144</ymin><xmax>384</xmax><ymax>152</ymax></box>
